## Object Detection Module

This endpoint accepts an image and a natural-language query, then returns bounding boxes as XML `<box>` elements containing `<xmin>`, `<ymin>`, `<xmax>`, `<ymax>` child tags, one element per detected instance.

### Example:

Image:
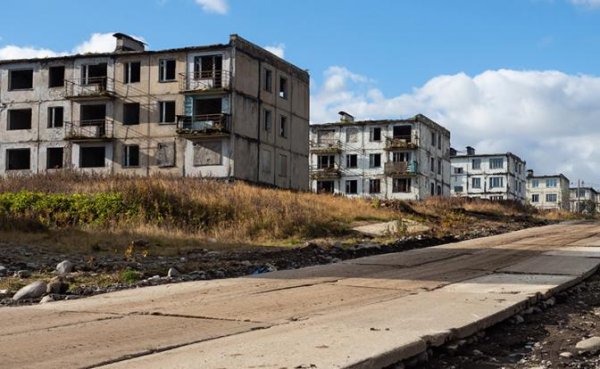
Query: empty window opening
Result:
<box><xmin>346</xmin><ymin>154</ymin><xmax>358</xmax><ymax>168</ymax></box>
<box><xmin>393</xmin><ymin>126</ymin><xmax>411</xmax><ymax>140</ymax></box>
<box><xmin>82</xmin><ymin>63</ymin><xmax>107</xmax><ymax>86</ymax></box>
<box><xmin>9</xmin><ymin>69</ymin><xmax>33</xmax><ymax>90</ymax></box>
<box><xmin>195</xmin><ymin>98</ymin><xmax>222</xmax><ymax>116</ymax></box>
<box><xmin>392</xmin><ymin>178</ymin><xmax>411</xmax><ymax>193</ymax></box>
<box><xmin>80</xmin><ymin>104</ymin><xmax>106</xmax><ymax>124</ymax></box>
<box><xmin>345</xmin><ymin>180</ymin><xmax>358</xmax><ymax>194</ymax></box>
<box><xmin>318</xmin><ymin>155</ymin><xmax>335</xmax><ymax>169</ymax></box>
<box><xmin>430</xmin><ymin>157</ymin><xmax>435</xmax><ymax>172</ymax></box>
<box><xmin>437</xmin><ymin>185</ymin><xmax>442</xmax><ymax>196</ymax></box>
<box><xmin>194</xmin><ymin>55</ymin><xmax>223</xmax><ymax>87</ymax></box>
<box><xmin>263</xmin><ymin>69</ymin><xmax>272</xmax><ymax>92</ymax></box>
<box><xmin>48</xmin><ymin>107</ymin><xmax>64</xmax><ymax>128</ymax></box>
<box><xmin>317</xmin><ymin>181</ymin><xmax>334</xmax><ymax>194</ymax></box>
<box><xmin>123</xmin><ymin>145</ymin><xmax>140</xmax><ymax>167</ymax></box>
<box><xmin>6</xmin><ymin>148</ymin><xmax>31</xmax><ymax>170</ymax></box>
<box><xmin>430</xmin><ymin>182</ymin><xmax>435</xmax><ymax>196</ymax></box>
<box><xmin>8</xmin><ymin>109</ymin><xmax>32</xmax><ymax>130</ymax></box>
<box><xmin>124</xmin><ymin>62</ymin><xmax>141</xmax><ymax>84</ymax></box>
<box><xmin>263</xmin><ymin>109</ymin><xmax>272</xmax><ymax>132</ymax></box>
<box><xmin>123</xmin><ymin>103</ymin><xmax>140</xmax><ymax>125</ymax></box>
<box><xmin>47</xmin><ymin>147</ymin><xmax>63</xmax><ymax>169</ymax></box>
<box><xmin>80</xmin><ymin>146</ymin><xmax>106</xmax><ymax>168</ymax></box>
<box><xmin>49</xmin><ymin>66</ymin><xmax>65</xmax><ymax>88</ymax></box>
<box><xmin>159</xmin><ymin>101</ymin><xmax>176</xmax><ymax>123</ymax></box>
<box><xmin>159</xmin><ymin>59</ymin><xmax>176</xmax><ymax>81</ymax></box>
<box><xmin>369</xmin><ymin>153</ymin><xmax>381</xmax><ymax>168</ymax></box>
<box><xmin>279</xmin><ymin>115</ymin><xmax>287</xmax><ymax>138</ymax></box>
<box><xmin>193</xmin><ymin>141</ymin><xmax>222</xmax><ymax>166</ymax></box>
<box><xmin>370</xmin><ymin>127</ymin><xmax>381</xmax><ymax>142</ymax></box>
<box><xmin>279</xmin><ymin>76</ymin><xmax>288</xmax><ymax>99</ymax></box>
<box><xmin>369</xmin><ymin>179</ymin><xmax>381</xmax><ymax>194</ymax></box>
<box><xmin>437</xmin><ymin>159</ymin><xmax>442</xmax><ymax>175</ymax></box>
<box><xmin>393</xmin><ymin>152</ymin><xmax>410</xmax><ymax>162</ymax></box>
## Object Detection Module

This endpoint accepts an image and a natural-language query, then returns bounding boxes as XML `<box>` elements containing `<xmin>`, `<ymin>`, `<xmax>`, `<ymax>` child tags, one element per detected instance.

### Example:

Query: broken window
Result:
<box><xmin>437</xmin><ymin>134</ymin><xmax>442</xmax><ymax>149</ymax></box>
<box><xmin>437</xmin><ymin>185</ymin><xmax>442</xmax><ymax>196</ymax></box>
<box><xmin>82</xmin><ymin>63</ymin><xmax>107</xmax><ymax>86</ymax></box>
<box><xmin>317</xmin><ymin>181</ymin><xmax>334</xmax><ymax>194</ymax></box>
<box><xmin>369</xmin><ymin>127</ymin><xmax>381</xmax><ymax>142</ymax></box>
<box><xmin>47</xmin><ymin>147</ymin><xmax>63</xmax><ymax>169</ymax></box>
<box><xmin>193</xmin><ymin>55</ymin><xmax>223</xmax><ymax>87</ymax></box>
<box><xmin>80</xmin><ymin>104</ymin><xmax>106</xmax><ymax>124</ymax></box>
<box><xmin>346</xmin><ymin>154</ymin><xmax>358</xmax><ymax>168</ymax></box>
<box><xmin>431</xmin><ymin>131</ymin><xmax>436</xmax><ymax>147</ymax></box>
<box><xmin>263</xmin><ymin>109</ymin><xmax>272</xmax><ymax>132</ymax></box>
<box><xmin>392</xmin><ymin>178</ymin><xmax>411</xmax><ymax>193</ymax></box>
<box><xmin>489</xmin><ymin>158</ymin><xmax>504</xmax><ymax>169</ymax></box>
<box><xmin>8</xmin><ymin>109</ymin><xmax>32</xmax><ymax>130</ymax></box>
<box><xmin>195</xmin><ymin>97</ymin><xmax>222</xmax><ymax>116</ymax></box>
<box><xmin>437</xmin><ymin>159</ymin><xmax>442</xmax><ymax>175</ymax></box>
<box><xmin>9</xmin><ymin>69</ymin><xmax>33</xmax><ymax>90</ymax></box>
<box><xmin>531</xmin><ymin>194</ymin><xmax>540</xmax><ymax>203</ymax></box>
<box><xmin>48</xmin><ymin>66</ymin><xmax>65</xmax><ymax>88</ymax></box>
<box><xmin>369</xmin><ymin>179</ymin><xmax>381</xmax><ymax>194</ymax></box>
<box><xmin>279</xmin><ymin>76</ymin><xmax>288</xmax><ymax>99</ymax></box>
<box><xmin>124</xmin><ymin>62</ymin><xmax>141</xmax><ymax>84</ymax></box>
<box><xmin>546</xmin><ymin>193</ymin><xmax>558</xmax><ymax>202</ymax></box>
<box><xmin>393</xmin><ymin>126</ymin><xmax>411</xmax><ymax>139</ymax></box>
<box><xmin>430</xmin><ymin>157</ymin><xmax>435</xmax><ymax>172</ymax></box>
<box><xmin>159</xmin><ymin>101</ymin><xmax>176</xmax><ymax>123</ymax></box>
<box><xmin>472</xmin><ymin>158</ymin><xmax>481</xmax><ymax>170</ymax></box>
<box><xmin>430</xmin><ymin>182</ymin><xmax>435</xmax><ymax>196</ymax></box>
<box><xmin>263</xmin><ymin>68</ymin><xmax>272</xmax><ymax>92</ymax></box>
<box><xmin>123</xmin><ymin>145</ymin><xmax>140</xmax><ymax>167</ymax></box>
<box><xmin>278</xmin><ymin>154</ymin><xmax>288</xmax><ymax>177</ymax></box>
<box><xmin>123</xmin><ymin>103</ymin><xmax>140</xmax><ymax>125</ymax></box>
<box><xmin>472</xmin><ymin>177</ymin><xmax>481</xmax><ymax>188</ymax></box>
<box><xmin>6</xmin><ymin>148</ymin><xmax>30</xmax><ymax>170</ymax></box>
<box><xmin>279</xmin><ymin>115</ymin><xmax>287</xmax><ymax>138</ymax></box>
<box><xmin>345</xmin><ymin>180</ymin><xmax>358</xmax><ymax>194</ymax></box>
<box><xmin>193</xmin><ymin>141</ymin><xmax>222</xmax><ymax>166</ymax></box>
<box><xmin>261</xmin><ymin>149</ymin><xmax>272</xmax><ymax>175</ymax></box>
<box><xmin>48</xmin><ymin>107</ymin><xmax>64</xmax><ymax>128</ymax></box>
<box><xmin>346</xmin><ymin>127</ymin><xmax>359</xmax><ymax>143</ymax></box>
<box><xmin>317</xmin><ymin>155</ymin><xmax>335</xmax><ymax>169</ymax></box>
<box><xmin>454</xmin><ymin>167</ymin><xmax>464</xmax><ymax>174</ymax></box>
<box><xmin>369</xmin><ymin>153</ymin><xmax>381</xmax><ymax>168</ymax></box>
<box><xmin>156</xmin><ymin>142</ymin><xmax>175</xmax><ymax>167</ymax></box>
<box><xmin>489</xmin><ymin>176</ymin><xmax>504</xmax><ymax>188</ymax></box>
<box><xmin>159</xmin><ymin>59</ymin><xmax>176</xmax><ymax>81</ymax></box>
<box><xmin>80</xmin><ymin>146</ymin><xmax>106</xmax><ymax>168</ymax></box>
<box><xmin>393</xmin><ymin>152</ymin><xmax>410</xmax><ymax>162</ymax></box>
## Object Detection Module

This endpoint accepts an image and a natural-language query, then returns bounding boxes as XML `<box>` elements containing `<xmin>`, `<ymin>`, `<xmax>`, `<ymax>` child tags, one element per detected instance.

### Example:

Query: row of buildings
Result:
<box><xmin>0</xmin><ymin>33</ymin><xmax>595</xmax><ymax>212</ymax></box>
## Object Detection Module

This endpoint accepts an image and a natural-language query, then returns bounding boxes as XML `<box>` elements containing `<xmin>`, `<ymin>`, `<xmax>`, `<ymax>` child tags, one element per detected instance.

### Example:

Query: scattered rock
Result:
<box><xmin>559</xmin><ymin>351</ymin><xmax>573</xmax><ymax>358</ymax></box>
<box><xmin>46</xmin><ymin>276</ymin><xmax>69</xmax><ymax>294</ymax></box>
<box><xmin>12</xmin><ymin>281</ymin><xmax>47</xmax><ymax>301</ymax></box>
<box><xmin>0</xmin><ymin>289</ymin><xmax>8</xmax><ymax>295</ymax></box>
<box><xmin>56</xmin><ymin>260</ymin><xmax>74</xmax><ymax>274</ymax></box>
<box><xmin>512</xmin><ymin>314</ymin><xmax>525</xmax><ymax>324</ymax></box>
<box><xmin>39</xmin><ymin>295</ymin><xmax>55</xmax><ymax>304</ymax></box>
<box><xmin>575</xmin><ymin>336</ymin><xmax>600</xmax><ymax>354</ymax></box>
<box><xmin>14</xmin><ymin>270</ymin><xmax>31</xmax><ymax>278</ymax></box>
<box><xmin>167</xmin><ymin>268</ymin><xmax>179</xmax><ymax>278</ymax></box>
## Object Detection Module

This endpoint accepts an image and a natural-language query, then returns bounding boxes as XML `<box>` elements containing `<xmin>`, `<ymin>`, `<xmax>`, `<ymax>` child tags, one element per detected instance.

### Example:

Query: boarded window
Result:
<box><xmin>123</xmin><ymin>103</ymin><xmax>140</xmax><ymax>125</ymax></box>
<box><xmin>123</xmin><ymin>145</ymin><xmax>140</xmax><ymax>167</ymax></box>
<box><xmin>9</xmin><ymin>69</ymin><xmax>33</xmax><ymax>90</ymax></box>
<box><xmin>124</xmin><ymin>62</ymin><xmax>141</xmax><ymax>84</ymax></box>
<box><xmin>47</xmin><ymin>147</ymin><xmax>63</xmax><ymax>169</ymax></box>
<box><xmin>80</xmin><ymin>146</ymin><xmax>106</xmax><ymax>168</ymax></box>
<box><xmin>156</xmin><ymin>142</ymin><xmax>175</xmax><ymax>167</ymax></box>
<box><xmin>6</xmin><ymin>148</ymin><xmax>31</xmax><ymax>170</ymax></box>
<box><xmin>48</xmin><ymin>107</ymin><xmax>64</xmax><ymax>128</ymax></box>
<box><xmin>278</xmin><ymin>154</ymin><xmax>288</xmax><ymax>177</ymax></box>
<box><xmin>193</xmin><ymin>141</ymin><xmax>222</xmax><ymax>166</ymax></box>
<box><xmin>49</xmin><ymin>66</ymin><xmax>65</xmax><ymax>88</ymax></box>
<box><xmin>8</xmin><ymin>109</ymin><xmax>32</xmax><ymax>130</ymax></box>
<box><xmin>261</xmin><ymin>149</ymin><xmax>272</xmax><ymax>175</ymax></box>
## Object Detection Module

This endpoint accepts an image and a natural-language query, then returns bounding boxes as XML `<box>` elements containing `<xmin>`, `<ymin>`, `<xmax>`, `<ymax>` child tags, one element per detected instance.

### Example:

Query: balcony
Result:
<box><xmin>65</xmin><ymin>77</ymin><xmax>116</xmax><ymax>100</ymax></box>
<box><xmin>176</xmin><ymin>114</ymin><xmax>231</xmax><ymax>138</ymax></box>
<box><xmin>384</xmin><ymin>161</ymin><xmax>418</xmax><ymax>176</ymax></box>
<box><xmin>179</xmin><ymin>70</ymin><xmax>231</xmax><ymax>93</ymax></box>
<box><xmin>65</xmin><ymin>120</ymin><xmax>113</xmax><ymax>141</ymax></box>
<box><xmin>310</xmin><ymin>165</ymin><xmax>342</xmax><ymax>180</ymax></box>
<box><xmin>310</xmin><ymin>140</ymin><xmax>342</xmax><ymax>154</ymax></box>
<box><xmin>384</xmin><ymin>136</ymin><xmax>418</xmax><ymax>150</ymax></box>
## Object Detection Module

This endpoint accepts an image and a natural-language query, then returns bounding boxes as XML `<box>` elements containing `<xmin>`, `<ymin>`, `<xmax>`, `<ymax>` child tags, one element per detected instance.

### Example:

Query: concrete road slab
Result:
<box><xmin>568</xmin><ymin>236</ymin><xmax>600</xmax><ymax>247</ymax></box>
<box><xmin>0</xmin><ymin>307</ymin><xmax>113</xmax><ymax>336</ymax></box>
<box><xmin>500</xmin><ymin>255</ymin><xmax>600</xmax><ymax>276</ymax></box>
<box><xmin>344</xmin><ymin>248</ymin><xmax>470</xmax><ymax>267</ymax></box>
<box><xmin>0</xmin><ymin>314</ymin><xmax>264</xmax><ymax>369</ymax></box>
<box><xmin>544</xmin><ymin>246</ymin><xmax>600</xmax><ymax>258</ymax></box>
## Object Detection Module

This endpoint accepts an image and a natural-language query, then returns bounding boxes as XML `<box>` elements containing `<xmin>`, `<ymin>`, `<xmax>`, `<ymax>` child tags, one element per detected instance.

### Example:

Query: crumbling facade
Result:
<box><xmin>450</xmin><ymin>147</ymin><xmax>527</xmax><ymax>202</ymax></box>
<box><xmin>525</xmin><ymin>171</ymin><xmax>570</xmax><ymax>210</ymax></box>
<box><xmin>0</xmin><ymin>33</ymin><xmax>309</xmax><ymax>190</ymax></box>
<box><xmin>309</xmin><ymin>113</ymin><xmax>451</xmax><ymax>199</ymax></box>
<box><xmin>570</xmin><ymin>187</ymin><xmax>599</xmax><ymax>213</ymax></box>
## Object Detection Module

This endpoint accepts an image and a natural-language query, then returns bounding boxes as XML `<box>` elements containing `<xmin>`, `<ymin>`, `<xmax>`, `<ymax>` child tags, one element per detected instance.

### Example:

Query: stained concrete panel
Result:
<box><xmin>500</xmin><ymin>255</ymin><xmax>600</xmax><ymax>276</ymax></box>
<box><xmin>544</xmin><ymin>246</ymin><xmax>600</xmax><ymax>258</ymax></box>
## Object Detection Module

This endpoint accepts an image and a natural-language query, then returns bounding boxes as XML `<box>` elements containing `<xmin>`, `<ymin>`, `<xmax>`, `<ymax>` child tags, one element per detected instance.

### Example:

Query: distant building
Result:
<box><xmin>526</xmin><ymin>170</ymin><xmax>570</xmax><ymax>210</ymax></box>
<box><xmin>450</xmin><ymin>146</ymin><xmax>527</xmax><ymax>202</ymax></box>
<box><xmin>309</xmin><ymin>113</ymin><xmax>451</xmax><ymax>199</ymax></box>
<box><xmin>0</xmin><ymin>33</ymin><xmax>310</xmax><ymax>190</ymax></box>
<box><xmin>570</xmin><ymin>187</ymin><xmax>599</xmax><ymax>213</ymax></box>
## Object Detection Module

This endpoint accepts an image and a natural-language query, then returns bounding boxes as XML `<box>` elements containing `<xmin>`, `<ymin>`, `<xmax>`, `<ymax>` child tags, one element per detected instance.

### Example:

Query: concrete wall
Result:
<box><xmin>526</xmin><ymin>176</ymin><xmax>570</xmax><ymax>210</ymax></box>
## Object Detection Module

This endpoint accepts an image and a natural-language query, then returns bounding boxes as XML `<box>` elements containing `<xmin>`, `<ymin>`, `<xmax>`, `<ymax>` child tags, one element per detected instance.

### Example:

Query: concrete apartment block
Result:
<box><xmin>570</xmin><ymin>187</ymin><xmax>600</xmax><ymax>213</ymax></box>
<box><xmin>526</xmin><ymin>170</ymin><xmax>570</xmax><ymax>210</ymax></box>
<box><xmin>450</xmin><ymin>146</ymin><xmax>527</xmax><ymax>202</ymax></box>
<box><xmin>309</xmin><ymin>112</ymin><xmax>451</xmax><ymax>200</ymax></box>
<box><xmin>0</xmin><ymin>33</ymin><xmax>310</xmax><ymax>190</ymax></box>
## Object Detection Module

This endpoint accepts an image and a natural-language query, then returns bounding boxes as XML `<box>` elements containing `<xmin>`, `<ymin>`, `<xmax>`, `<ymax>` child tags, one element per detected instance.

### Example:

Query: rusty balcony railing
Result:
<box><xmin>65</xmin><ymin>119</ymin><xmax>113</xmax><ymax>140</ymax></box>
<box><xmin>384</xmin><ymin>135</ymin><xmax>418</xmax><ymax>150</ymax></box>
<box><xmin>176</xmin><ymin>114</ymin><xmax>231</xmax><ymax>135</ymax></box>
<box><xmin>179</xmin><ymin>70</ymin><xmax>231</xmax><ymax>92</ymax></box>
<box><xmin>309</xmin><ymin>140</ymin><xmax>342</xmax><ymax>154</ymax></box>
<box><xmin>65</xmin><ymin>77</ymin><xmax>116</xmax><ymax>99</ymax></box>
<box><xmin>310</xmin><ymin>164</ymin><xmax>342</xmax><ymax>180</ymax></box>
<box><xmin>384</xmin><ymin>160</ymin><xmax>418</xmax><ymax>176</ymax></box>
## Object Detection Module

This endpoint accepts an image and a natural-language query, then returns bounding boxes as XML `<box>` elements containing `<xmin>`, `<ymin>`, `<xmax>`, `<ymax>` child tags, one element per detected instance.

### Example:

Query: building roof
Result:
<box><xmin>310</xmin><ymin>114</ymin><xmax>450</xmax><ymax>137</ymax></box>
<box><xmin>451</xmin><ymin>152</ymin><xmax>526</xmax><ymax>164</ymax></box>
<box><xmin>569</xmin><ymin>187</ymin><xmax>599</xmax><ymax>194</ymax></box>
<box><xmin>528</xmin><ymin>173</ymin><xmax>570</xmax><ymax>182</ymax></box>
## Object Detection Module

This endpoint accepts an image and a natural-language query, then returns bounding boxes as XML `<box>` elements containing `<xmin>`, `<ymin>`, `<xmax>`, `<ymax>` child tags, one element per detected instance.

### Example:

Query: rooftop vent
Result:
<box><xmin>466</xmin><ymin>146</ymin><xmax>475</xmax><ymax>156</ymax></box>
<box><xmin>338</xmin><ymin>111</ymin><xmax>354</xmax><ymax>123</ymax></box>
<box><xmin>113</xmin><ymin>33</ymin><xmax>146</xmax><ymax>52</ymax></box>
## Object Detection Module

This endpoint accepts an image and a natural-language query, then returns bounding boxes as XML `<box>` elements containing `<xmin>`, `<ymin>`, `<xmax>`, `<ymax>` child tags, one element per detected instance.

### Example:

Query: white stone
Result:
<box><xmin>12</xmin><ymin>281</ymin><xmax>47</xmax><ymax>301</ymax></box>
<box><xmin>56</xmin><ymin>260</ymin><xmax>74</xmax><ymax>274</ymax></box>
<box><xmin>167</xmin><ymin>268</ymin><xmax>179</xmax><ymax>278</ymax></box>
<box><xmin>39</xmin><ymin>295</ymin><xmax>55</xmax><ymax>304</ymax></box>
<box><xmin>559</xmin><ymin>351</ymin><xmax>573</xmax><ymax>358</ymax></box>
<box><xmin>575</xmin><ymin>336</ymin><xmax>600</xmax><ymax>354</ymax></box>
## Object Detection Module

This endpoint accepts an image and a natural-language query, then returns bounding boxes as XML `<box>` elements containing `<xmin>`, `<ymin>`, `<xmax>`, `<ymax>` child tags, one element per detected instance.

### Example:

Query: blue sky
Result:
<box><xmin>2</xmin><ymin>0</ymin><xmax>600</xmax><ymax>185</ymax></box>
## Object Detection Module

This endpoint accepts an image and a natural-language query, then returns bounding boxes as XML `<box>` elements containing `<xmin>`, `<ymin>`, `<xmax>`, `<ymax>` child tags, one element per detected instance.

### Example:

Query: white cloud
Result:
<box><xmin>569</xmin><ymin>0</ymin><xmax>600</xmax><ymax>8</ymax></box>
<box><xmin>0</xmin><ymin>45</ymin><xmax>64</xmax><ymax>60</ymax></box>
<box><xmin>311</xmin><ymin>66</ymin><xmax>600</xmax><ymax>184</ymax></box>
<box><xmin>264</xmin><ymin>43</ymin><xmax>285</xmax><ymax>59</ymax></box>
<box><xmin>195</xmin><ymin>0</ymin><xmax>229</xmax><ymax>14</ymax></box>
<box><xmin>72</xmin><ymin>33</ymin><xmax>117</xmax><ymax>54</ymax></box>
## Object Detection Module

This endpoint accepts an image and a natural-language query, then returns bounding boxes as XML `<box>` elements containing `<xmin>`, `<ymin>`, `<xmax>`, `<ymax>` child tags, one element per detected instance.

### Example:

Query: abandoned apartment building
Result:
<box><xmin>309</xmin><ymin>112</ymin><xmax>451</xmax><ymax>199</ymax></box>
<box><xmin>570</xmin><ymin>186</ymin><xmax>600</xmax><ymax>213</ymax></box>
<box><xmin>450</xmin><ymin>146</ymin><xmax>527</xmax><ymax>202</ymax></box>
<box><xmin>525</xmin><ymin>170</ymin><xmax>570</xmax><ymax>211</ymax></box>
<box><xmin>0</xmin><ymin>33</ymin><xmax>309</xmax><ymax>190</ymax></box>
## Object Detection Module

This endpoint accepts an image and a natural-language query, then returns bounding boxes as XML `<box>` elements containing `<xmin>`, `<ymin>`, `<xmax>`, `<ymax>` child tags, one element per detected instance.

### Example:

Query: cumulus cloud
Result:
<box><xmin>0</xmin><ymin>32</ymin><xmax>146</xmax><ymax>60</ymax></box>
<box><xmin>195</xmin><ymin>0</ymin><xmax>229</xmax><ymax>14</ymax></box>
<box><xmin>264</xmin><ymin>43</ymin><xmax>285</xmax><ymax>59</ymax></box>
<box><xmin>311</xmin><ymin>66</ymin><xmax>600</xmax><ymax>184</ymax></box>
<box><xmin>569</xmin><ymin>0</ymin><xmax>600</xmax><ymax>8</ymax></box>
